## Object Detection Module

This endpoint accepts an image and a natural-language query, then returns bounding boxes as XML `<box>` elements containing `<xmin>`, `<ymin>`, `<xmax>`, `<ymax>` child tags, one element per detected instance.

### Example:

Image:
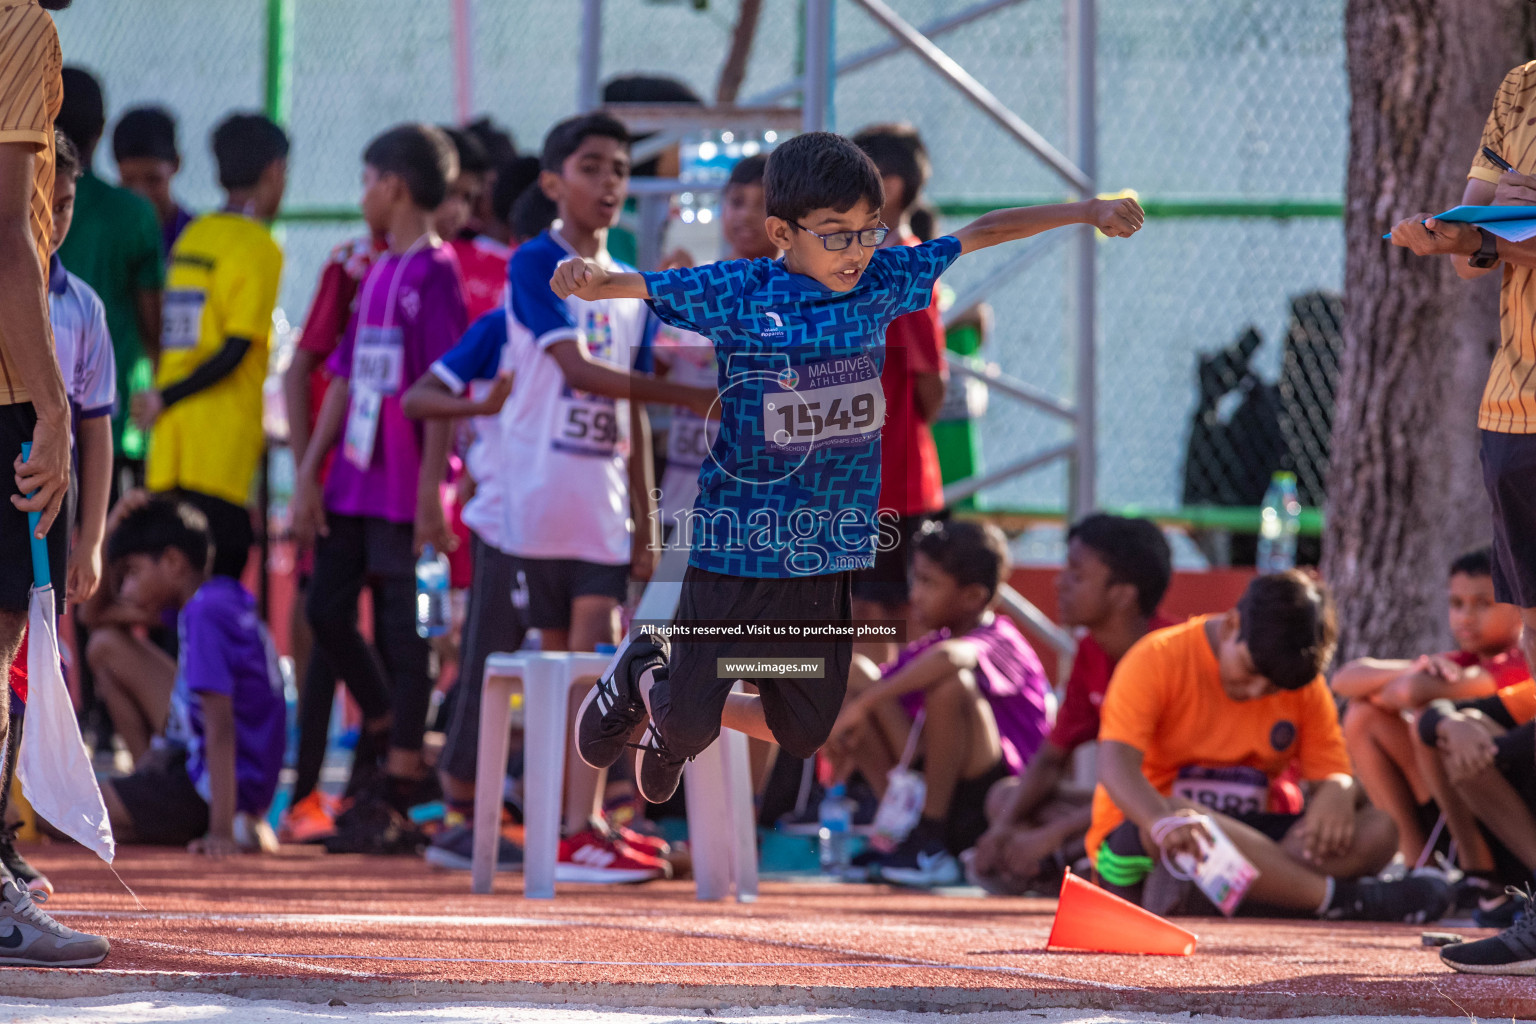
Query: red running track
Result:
<box><xmin>3</xmin><ymin>844</ymin><xmax>1526</xmax><ymax>1019</ymax></box>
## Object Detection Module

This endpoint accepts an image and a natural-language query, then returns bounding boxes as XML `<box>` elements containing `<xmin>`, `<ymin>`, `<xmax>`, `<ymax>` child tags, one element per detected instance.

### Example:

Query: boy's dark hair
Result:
<box><xmin>1067</xmin><ymin>513</ymin><xmax>1172</xmax><ymax>618</ymax></box>
<box><xmin>908</xmin><ymin>202</ymin><xmax>937</xmax><ymax>242</ymax></box>
<box><xmin>106</xmin><ymin>498</ymin><xmax>211</xmax><ymax>575</ymax></box>
<box><xmin>852</xmin><ymin>123</ymin><xmax>930</xmax><ymax>213</ymax></box>
<box><xmin>601</xmin><ymin>74</ymin><xmax>704</xmax><ymax>105</ymax></box>
<box><xmin>600</xmin><ymin>75</ymin><xmax>702</xmax><ymax>178</ymax></box>
<box><xmin>363</xmin><ymin>123</ymin><xmax>457</xmax><ymax>210</ymax></box>
<box><xmin>54</xmin><ymin>131</ymin><xmax>81</xmax><ymax>182</ymax></box>
<box><xmin>540</xmin><ymin>113</ymin><xmax>630</xmax><ymax>174</ymax></box>
<box><xmin>727</xmin><ymin>154</ymin><xmax>768</xmax><ymax>190</ymax></box>
<box><xmin>510</xmin><ymin>185</ymin><xmax>559</xmax><ymax>242</ymax></box>
<box><xmin>914</xmin><ymin>519</ymin><xmax>1011</xmax><ymax>602</ymax></box>
<box><xmin>1237</xmin><ymin>570</ymin><xmax>1338</xmax><ymax>691</ymax></box>
<box><xmin>492</xmin><ymin>154</ymin><xmax>543</xmax><ymax>228</ymax></box>
<box><xmin>1450</xmin><ymin>547</ymin><xmax>1494</xmax><ymax>579</ymax></box>
<box><xmin>212</xmin><ymin>113</ymin><xmax>290</xmax><ymax>190</ymax></box>
<box><xmin>464</xmin><ymin>116</ymin><xmax>517</xmax><ymax>167</ymax></box>
<box><xmin>763</xmin><ymin>131</ymin><xmax>884</xmax><ymax>224</ymax></box>
<box><xmin>57</xmin><ymin>67</ymin><xmax>105</xmax><ymax>157</ymax></box>
<box><xmin>113</xmin><ymin>106</ymin><xmax>179</xmax><ymax>164</ymax></box>
<box><xmin>440</xmin><ymin>125</ymin><xmax>491</xmax><ymax>177</ymax></box>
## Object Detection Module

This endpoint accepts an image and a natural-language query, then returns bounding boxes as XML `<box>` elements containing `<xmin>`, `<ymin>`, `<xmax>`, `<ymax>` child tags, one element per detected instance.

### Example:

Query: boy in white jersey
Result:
<box><xmin>403</xmin><ymin>113</ymin><xmax>713</xmax><ymax>879</ymax></box>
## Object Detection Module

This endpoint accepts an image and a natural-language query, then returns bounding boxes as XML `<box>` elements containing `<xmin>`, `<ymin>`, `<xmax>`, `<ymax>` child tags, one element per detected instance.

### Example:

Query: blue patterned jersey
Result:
<box><xmin>642</xmin><ymin>235</ymin><xmax>962</xmax><ymax>578</ymax></box>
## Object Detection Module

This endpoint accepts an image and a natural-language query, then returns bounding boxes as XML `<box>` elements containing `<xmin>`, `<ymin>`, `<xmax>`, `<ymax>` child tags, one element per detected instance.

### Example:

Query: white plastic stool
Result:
<box><xmin>471</xmin><ymin>649</ymin><xmax>758</xmax><ymax>901</ymax></box>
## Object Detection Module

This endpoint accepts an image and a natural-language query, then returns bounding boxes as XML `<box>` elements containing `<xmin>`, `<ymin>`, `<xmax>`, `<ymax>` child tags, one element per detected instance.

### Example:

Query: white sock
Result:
<box><xmin>1316</xmin><ymin>876</ymin><xmax>1336</xmax><ymax>917</ymax></box>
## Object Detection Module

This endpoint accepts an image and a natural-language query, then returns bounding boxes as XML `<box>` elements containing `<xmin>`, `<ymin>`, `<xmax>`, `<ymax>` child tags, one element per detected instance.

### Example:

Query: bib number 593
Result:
<box><xmin>565</xmin><ymin>406</ymin><xmax>618</xmax><ymax>444</ymax></box>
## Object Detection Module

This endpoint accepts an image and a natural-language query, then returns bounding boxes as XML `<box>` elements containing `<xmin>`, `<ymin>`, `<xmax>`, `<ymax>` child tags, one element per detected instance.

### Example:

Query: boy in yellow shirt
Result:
<box><xmin>134</xmin><ymin>113</ymin><xmax>288</xmax><ymax>578</ymax></box>
<box><xmin>1091</xmin><ymin>571</ymin><xmax>1451</xmax><ymax>921</ymax></box>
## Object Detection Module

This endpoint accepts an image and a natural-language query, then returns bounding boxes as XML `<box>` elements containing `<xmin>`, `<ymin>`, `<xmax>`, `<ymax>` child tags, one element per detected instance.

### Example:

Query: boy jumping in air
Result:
<box><xmin>563</xmin><ymin>130</ymin><xmax>1142</xmax><ymax>805</ymax></box>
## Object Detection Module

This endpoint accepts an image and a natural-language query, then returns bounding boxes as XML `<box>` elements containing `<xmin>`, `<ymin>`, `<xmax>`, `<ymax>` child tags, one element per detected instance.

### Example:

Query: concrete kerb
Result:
<box><xmin>0</xmin><ymin>972</ymin><xmax>1530</xmax><ymax>1020</ymax></box>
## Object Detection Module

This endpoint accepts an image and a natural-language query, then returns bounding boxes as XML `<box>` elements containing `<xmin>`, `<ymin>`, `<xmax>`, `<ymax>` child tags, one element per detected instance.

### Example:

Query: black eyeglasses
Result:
<box><xmin>789</xmin><ymin>221</ymin><xmax>889</xmax><ymax>252</ymax></box>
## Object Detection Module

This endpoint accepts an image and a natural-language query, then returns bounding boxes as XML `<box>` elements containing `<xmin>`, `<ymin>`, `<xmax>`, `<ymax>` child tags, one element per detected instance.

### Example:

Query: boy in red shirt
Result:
<box><xmin>1332</xmin><ymin>547</ymin><xmax>1529</xmax><ymax>865</ymax></box>
<box><xmin>849</xmin><ymin>125</ymin><xmax>948</xmax><ymax>663</ymax></box>
<box><xmin>970</xmin><ymin>514</ymin><xmax>1172</xmax><ymax>893</ymax></box>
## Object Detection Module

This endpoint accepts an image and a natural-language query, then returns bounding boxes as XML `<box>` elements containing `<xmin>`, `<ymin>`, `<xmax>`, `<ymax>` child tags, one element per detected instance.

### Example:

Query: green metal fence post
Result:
<box><xmin>265</xmin><ymin>0</ymin><xmax>294</xmax><ymax>125</ymax></box>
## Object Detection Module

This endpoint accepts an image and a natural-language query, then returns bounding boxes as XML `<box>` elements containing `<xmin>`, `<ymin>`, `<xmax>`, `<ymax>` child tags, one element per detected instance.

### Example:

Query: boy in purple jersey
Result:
<box><xmin>824</xmin><ymin>520</ymin><xmax>1051</xmax><ymax>887</ymax></box>
<box><xmin>562</xmin><ymin>131</ymin><xmax>1142</xmax><ymax>806</ymax></box>
<box><xmin>101</xmin><ymin>498</ymin><xmax>285</xmax><ymax>856</ymax></box>
<box><xmin>291</xmin><ymin>124</ymin><xmax>467</xmax><ymax>848</ymax></box>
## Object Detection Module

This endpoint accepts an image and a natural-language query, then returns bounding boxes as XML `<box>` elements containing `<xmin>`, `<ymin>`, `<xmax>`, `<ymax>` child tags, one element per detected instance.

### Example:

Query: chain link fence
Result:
<box><xmin>54</xmin><ymin>0</ymin><xmax>1346</xmax><ymax>524</ymax></box>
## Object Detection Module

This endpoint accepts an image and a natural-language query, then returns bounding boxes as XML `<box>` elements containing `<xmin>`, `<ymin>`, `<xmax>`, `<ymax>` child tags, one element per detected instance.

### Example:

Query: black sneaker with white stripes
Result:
<box><xmin>633</xmin><ymin>717</ymin><xmax>688</xmax><ymax>805</ymax></box>
<box><xmin>575</xmin><ymin>628</ymin><xmax>669</xmax><ymax>770</ymax></box>
<box><xmin>1442</xmin><ymin>887</ymin><xmax>1536</xmax><ymax>975</ymax></box>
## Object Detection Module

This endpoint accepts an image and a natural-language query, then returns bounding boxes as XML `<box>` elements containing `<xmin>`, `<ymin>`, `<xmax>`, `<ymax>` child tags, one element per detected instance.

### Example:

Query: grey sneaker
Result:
<box><xmin>1442</xmin><ymin>887</ymin><xmax>1536</xmax><ymax>975</ymax></box>
<box><xmin>0</xmin><ymin>879</ymin><xmax>110</xmax><ymax>967</ymax></box>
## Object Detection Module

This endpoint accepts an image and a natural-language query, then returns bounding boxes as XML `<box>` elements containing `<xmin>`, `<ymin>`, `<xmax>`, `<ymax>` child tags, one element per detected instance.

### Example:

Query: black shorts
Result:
<box><xmin>440</xmin><ymin>535</ymin><xmax>526</xmax><ymax>783</ymax></box>
<box><xmin>1481</xmin><ymin>430</ymin><xmax>1536</xmax><ymax>608</ymax></box>
<box><xmin>111</xmin><ymin>745</ymin><xmax>209</xmax><ymax>846</ymax></box>
<box><xmin>924</xmin><ymin>758</ymin><xmax>1008</xmax><ymax>855</ymax></box>
<box><xmin>166</xmin><ymin>489</ymin><xmax>254</xmax><ymax>580</ymax></box>
<box><xmin>0</xmin><ymin>405</ymin><xmax>69</xmax><ymax>615</ymax></box>
<box><xmin>509</xmin><ymin>556</ymin><xmax>628</xmax><ymax>630</ymax></box>
<box><xmin>653</xmin><ymin>565</ymin><xmax>852</xmax><ymax>761</ymax></box>
<box><xmin>851</xmin><ymin>512</ymin><xmax>945</xmax><ymax>608</ymax></box>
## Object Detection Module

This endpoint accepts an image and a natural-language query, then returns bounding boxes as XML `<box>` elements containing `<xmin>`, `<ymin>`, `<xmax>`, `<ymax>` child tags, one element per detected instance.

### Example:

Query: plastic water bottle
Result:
<box><xmin>817</xmin><ymin>783</ymin><xmax>855</xmax><ymax>875</ymax></box>
<box><xmin>1256</xmin><ymin>472</ymin><xmax>1302</xmax><ymax>573</ymax></box>
<box><xmin>415</xmin><ymin>544</ymin><xmax>451</xmax><ymax>638</ymax></box>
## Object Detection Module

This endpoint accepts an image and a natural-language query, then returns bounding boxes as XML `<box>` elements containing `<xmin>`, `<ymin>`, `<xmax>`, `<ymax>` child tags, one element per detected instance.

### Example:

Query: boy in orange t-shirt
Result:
<box><xmin>1091</xmin><ymin>571</ymin><xmax>1451</xmax><ymax>921</ymax></box>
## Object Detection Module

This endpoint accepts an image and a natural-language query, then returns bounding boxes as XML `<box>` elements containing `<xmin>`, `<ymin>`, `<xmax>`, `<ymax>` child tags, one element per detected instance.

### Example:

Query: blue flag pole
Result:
<box><xmin>19</xmin><ymin>443</ymin><xmax>50</xmax><ymax>591</ymax></box>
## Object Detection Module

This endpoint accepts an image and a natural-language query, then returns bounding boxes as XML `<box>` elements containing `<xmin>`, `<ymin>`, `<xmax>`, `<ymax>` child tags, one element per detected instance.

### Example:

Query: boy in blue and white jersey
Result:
<box><xmin>401</xmin><ymin>113</ymin><xmax>712</xmax><ymax>877</ymax></box>
<box><xmin>567</xmin><ymin>131</ymin><xmax>1143</xmax><ymax>804</ymax></box>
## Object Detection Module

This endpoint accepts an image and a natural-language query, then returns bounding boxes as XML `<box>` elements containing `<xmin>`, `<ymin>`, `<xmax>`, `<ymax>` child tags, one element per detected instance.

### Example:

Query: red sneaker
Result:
<box><xmin>556</xmin><ymin>828</ymin><xmax>665</xmax><ymax>884</ymax></box>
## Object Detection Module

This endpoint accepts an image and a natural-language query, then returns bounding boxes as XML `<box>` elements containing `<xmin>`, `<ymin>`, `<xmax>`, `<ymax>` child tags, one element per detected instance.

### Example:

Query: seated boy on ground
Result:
<box><xmin>824</xmin><ymin>520</ymin><xmax>1051</xmax><ymax>887</ymax></box>
<box><xmin>970</xmin><ymin>513</ymin><xmax>1172</xmax><ymax>894</ymax></box>
<box><xmin>1414</xmin><ymin>680</ymin><xmax>1536</xmax><ymax>926</ymax></box>
<box><xmin>1091</xmin><ymin>570</ymin><xmax>1451</xmax><ymax>921</ymax></box>
<box><xmin>99</xmin><ymin>498</ymin><xmax>286</xmax><ymax>856</ymax></box>
<box><xmin>1332</xmin><ymin>548</ymin><xmax>1529</xmax><ymax>865</ymax></box>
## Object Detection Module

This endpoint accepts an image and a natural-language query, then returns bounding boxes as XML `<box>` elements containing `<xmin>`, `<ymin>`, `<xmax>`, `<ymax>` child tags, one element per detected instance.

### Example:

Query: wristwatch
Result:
<box><xmin>1469</xmin><ymin>228</ymin><xmax>1501</xmax><ymax>269</ymax></box>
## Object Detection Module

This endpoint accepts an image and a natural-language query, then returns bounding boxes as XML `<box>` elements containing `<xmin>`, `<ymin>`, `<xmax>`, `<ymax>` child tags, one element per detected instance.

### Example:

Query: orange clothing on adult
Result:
<box><xmin>1085</xmin><ymin>615</ymin><xmax>1352</xmax><ymax>863</ymax></box>
<box><xmin>0</xmin><ymin>0</ymin><xmax>63</xmax><ymax>405</ymax></box>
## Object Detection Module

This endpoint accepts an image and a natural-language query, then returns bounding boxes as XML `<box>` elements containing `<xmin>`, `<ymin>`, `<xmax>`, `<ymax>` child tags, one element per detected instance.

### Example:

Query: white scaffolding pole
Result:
<box><xmin>1065</xmin><ymin>0</ymin><xmax>1097</xmax><ymax>516</ymax></box>
<box><xmin>802</xmin><ymin>0</ymin><xmax>834</xmax><ymax>133</ymax></box>
<box><xmin>578</xmin><ymin>0</ymin><xmax>603</xmax><ymax>112</ymax></box>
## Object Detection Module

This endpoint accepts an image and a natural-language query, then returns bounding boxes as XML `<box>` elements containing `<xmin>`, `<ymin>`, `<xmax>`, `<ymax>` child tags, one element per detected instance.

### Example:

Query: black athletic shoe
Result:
<box><xmin>575</xmin><ymin>629</ymin><xmax>669</xmax><ymax>771</ymax></box>
<box><xmin>1328</xmin><ymin>873</ymin><xmax>1453</xmax><ymax>923</ymax></box>
<box><xmin>0</xmin><ymin>824</ymin><xmax>50</xmax><ymax>895</ymax></box>
<box><xmin>633</xmin><ymin>719</ymin><xmax>687</xmax><ymax>805</ymax></box>
<box><xmin>324</xmin><ymin>788</ymin><xmax>427</xmax><ymax>856</ymax></box>
<box><xmin>1443</xmin><ymin>887</ymin><xmax>1536</xmax><ymax>975</ymax></box>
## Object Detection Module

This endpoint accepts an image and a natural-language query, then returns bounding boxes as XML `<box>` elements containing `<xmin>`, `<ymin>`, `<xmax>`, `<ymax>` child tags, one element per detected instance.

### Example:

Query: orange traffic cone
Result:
<box><xmin>1046</xmin><ymin>868</ymin><xmax>1197</xmax><ymax>956</ymax></box>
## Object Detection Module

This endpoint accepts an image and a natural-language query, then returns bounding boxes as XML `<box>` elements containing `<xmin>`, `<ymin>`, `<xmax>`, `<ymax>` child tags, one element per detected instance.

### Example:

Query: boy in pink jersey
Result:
<box><xmin>291</xmin><ymin>123</ymin><xmax>467</xmax><ymax>851</ymax></box>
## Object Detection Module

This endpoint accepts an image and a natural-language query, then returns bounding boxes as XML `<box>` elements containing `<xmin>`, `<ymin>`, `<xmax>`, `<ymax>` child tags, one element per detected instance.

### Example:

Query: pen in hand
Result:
<box><xmin>1484</xmin><ymin>147</ymin><xmax>1516</xmax><ymax>173</ymax></box>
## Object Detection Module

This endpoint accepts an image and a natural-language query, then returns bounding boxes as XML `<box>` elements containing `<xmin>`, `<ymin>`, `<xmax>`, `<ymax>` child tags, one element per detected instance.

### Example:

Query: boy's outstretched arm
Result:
<box><xmin>551</xmin><ymin>258</ymin><xmax>650</xmax><ymax>302</ymax></box>
<box><xmin>400</xmin><ymin>370</ymin><xmax>513</xmax><ymax>421</ymax></box>
<box><xmin>189</xmin><ymin>691</ymin><xmax>239</xmax><ymax>858</ymax></box>
<box><xmin>547</xmin><ymin>340</ymin><xmax>717</xmax><ymax>417</ymax></box>
<box><xmin>953</xmin><ymin>197</ymin><xmax>1144</xmax><ymax>255</ymax></box>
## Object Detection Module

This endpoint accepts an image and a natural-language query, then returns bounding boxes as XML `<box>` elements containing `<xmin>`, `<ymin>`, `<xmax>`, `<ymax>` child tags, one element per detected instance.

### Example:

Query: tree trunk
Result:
<box><xmin>1327</xmin><ymin>0</ymin><xmax>1536</xmax><ymax>661</ymax></box>
<box><xmin>715</xmin><ymin>0</ymin><xmax>764</xmax><ymax>104</ymax></box>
